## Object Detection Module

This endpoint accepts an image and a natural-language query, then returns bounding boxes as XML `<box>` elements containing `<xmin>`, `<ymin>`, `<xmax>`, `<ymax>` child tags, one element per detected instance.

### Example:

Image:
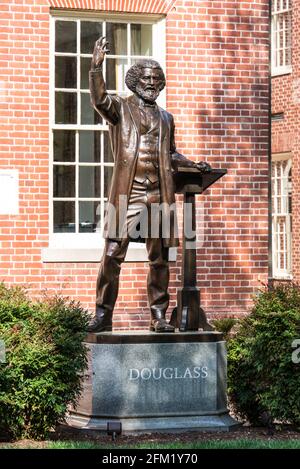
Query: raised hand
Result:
<box><xmin>91</xmin><ymin>36</ymin><xmax>110</xmax><ymax>70</ymax></box>
<box><xmin>195</xmin><ymin>161</ymin><xmax>212</xmax><ymax>173</ymax></box>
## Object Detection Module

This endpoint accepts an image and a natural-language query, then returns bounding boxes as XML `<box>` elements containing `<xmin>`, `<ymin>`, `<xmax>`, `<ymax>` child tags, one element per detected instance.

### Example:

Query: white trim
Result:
<box><xmin>153</xmin><ymin>17</ymin><xmax>166</xmax><ymax>108</ymax></box>
<box><xmin>127</xmin><ymin>22</ymin><xmax>131</xmax><ymax>62</ymax></box>
<box><xmin>272</xmin><ymin>274</ymin><xmax>293</xmax><ymax>280</ymax></box>
<box><xmin>271</xmin><ymin>65</ymin><xmax>292</xmax><ymax>77</ymax></box>
<box><xmin>52</xmin><ymin>124</ymin><xmax>107</xmax><ymax>130</ymax></box>
<box><xmin>75</xmin><ymin>119</ymin><xmax>79</xmax><ymax>232</ymax></box>
<box><xmin>42</xmin><ymin>245</ymin><xmax>177</xmax><ymax>263</ymax></box>
<box><xmin>49</xmin><ymin>17</ymin><xmax>55</xmax><ymax>235</ymax></box>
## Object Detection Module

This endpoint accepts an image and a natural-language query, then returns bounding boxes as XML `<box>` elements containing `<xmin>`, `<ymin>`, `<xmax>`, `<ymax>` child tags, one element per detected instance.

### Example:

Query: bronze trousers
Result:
<box><xmin>96</xmin><ymin>180</ymin><xmax>169</xmax><ymax>321</ymax></box>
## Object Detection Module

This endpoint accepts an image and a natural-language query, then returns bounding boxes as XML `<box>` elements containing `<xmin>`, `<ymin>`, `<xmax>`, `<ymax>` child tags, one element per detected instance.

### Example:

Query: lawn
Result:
<box><xmin>1</xmin><ymin>438</ymin><xmax>300</xmax><ymax>450</ymax></box>
<box><xmin>48</xmin><ymin>439</ymin><xmax>300</xmax><ymax>449</ymax></box>
<box><xmin>1</xmin><ymin>425</ymin><xmax>299</xmax><ymax>450</ymax></box>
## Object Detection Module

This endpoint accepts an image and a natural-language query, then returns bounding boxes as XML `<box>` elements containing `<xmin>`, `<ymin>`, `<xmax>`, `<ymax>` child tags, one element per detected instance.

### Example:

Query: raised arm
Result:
<box><xmin>170</xmin><ymin>116</ymin><xmax>211</xmax><ymax>173</ymax></box>
<box><xmin>89</xmin><ymin>37</ymin><xmax>120</xmax><ymax>126</ymax></box>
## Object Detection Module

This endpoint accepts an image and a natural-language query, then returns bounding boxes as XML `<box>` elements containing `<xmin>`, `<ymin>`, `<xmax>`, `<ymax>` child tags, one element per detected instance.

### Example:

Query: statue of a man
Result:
<box><xmin>87</xmin><ymin>37</ymin><xmax>211</xmax><ymax>333</ymax></box>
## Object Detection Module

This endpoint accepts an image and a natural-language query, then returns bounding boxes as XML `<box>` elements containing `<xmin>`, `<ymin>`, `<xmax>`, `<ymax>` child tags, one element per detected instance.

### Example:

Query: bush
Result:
<box><xmin>228</xmin><ymin>283</ymin><xmax>300</xmax><ymax>427</ymax></box>
<box><xmin>0</xmin><ymin>283</ymin><xmax>89</xmax><ymax>440</ymax></box>
<box><xmin>212</xmin><ymin>318</ymin><xmax>237</xmax><ymax>341</ymax></box>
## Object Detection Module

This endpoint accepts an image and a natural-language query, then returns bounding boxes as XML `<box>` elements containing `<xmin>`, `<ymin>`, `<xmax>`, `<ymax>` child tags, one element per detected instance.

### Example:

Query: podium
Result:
<box><xmin>171</xmin><ymin>167</ymin><xmax>227</xmax><ymax>331</ymax></box>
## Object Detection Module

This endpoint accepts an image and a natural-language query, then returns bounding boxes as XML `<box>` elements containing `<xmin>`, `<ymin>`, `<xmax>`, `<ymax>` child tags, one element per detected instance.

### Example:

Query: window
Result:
<box><xmin>272</xmin><ymin>0</ymin><xmax>292</xmax><ymax>76</ymax></box>
<box><xmin>50</xmin><ymin>15</ymin><xmax>165</xmax><ymax>245</ymax></box>
<box><xmin>271</xmin><ymin>155</ymin><xmax>292</xmax><ymax>278</ymax></box>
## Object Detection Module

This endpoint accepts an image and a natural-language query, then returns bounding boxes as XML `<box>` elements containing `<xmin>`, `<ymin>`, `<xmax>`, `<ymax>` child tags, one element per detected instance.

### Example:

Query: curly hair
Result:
<box><xmin>125</xmin><ymin>60</ymin><xmax>166</xmax><ymax>93</ymax></box>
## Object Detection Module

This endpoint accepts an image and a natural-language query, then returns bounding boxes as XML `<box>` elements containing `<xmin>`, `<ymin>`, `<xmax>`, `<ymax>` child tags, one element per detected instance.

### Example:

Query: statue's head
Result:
<box><xmin>125</xmin><ymin>59</ymin><xmax>166</xmax><ymax>103</ymax></box>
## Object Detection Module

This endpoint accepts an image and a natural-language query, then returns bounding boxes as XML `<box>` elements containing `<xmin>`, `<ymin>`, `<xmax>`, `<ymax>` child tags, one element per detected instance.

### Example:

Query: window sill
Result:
<box><xmin>270</xmin><ymin>274</ymin><xmax>293</xmax><ymax>281</ymax></box>
<box><xmin>42</xmin><ymin>244</ymin><xmax>177</xmax><ymax>263</ymax></box>
<box><xmin>271</xmin><ymin>67</ymin><xmax>292</xmax><ymax>78</ymax></box>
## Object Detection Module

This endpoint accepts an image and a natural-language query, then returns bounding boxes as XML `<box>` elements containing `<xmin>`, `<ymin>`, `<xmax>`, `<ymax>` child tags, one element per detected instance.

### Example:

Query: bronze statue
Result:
<box><xmin>87</xmin><ymin>37</ymin><xmax>211</xmax><ymax>333</ymax></box>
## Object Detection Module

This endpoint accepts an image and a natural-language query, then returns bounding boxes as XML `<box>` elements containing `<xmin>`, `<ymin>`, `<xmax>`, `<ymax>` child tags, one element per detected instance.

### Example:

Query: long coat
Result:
<box><xmin>89</xmin><ymin>69</ymin><xmax>195</xmax><ymax>248</ymax></box>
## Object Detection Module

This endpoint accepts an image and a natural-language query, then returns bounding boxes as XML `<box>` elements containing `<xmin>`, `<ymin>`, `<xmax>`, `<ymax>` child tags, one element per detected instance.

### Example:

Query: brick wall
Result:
<box><xmin>0</xmin><ymin>0</ymin><xmax>270</xmax><ymax>328</ymax></box>
<box><xmin>271</xmin><ymin>0</ymin><xmax>300</xmax><ymax>282</ymax></box>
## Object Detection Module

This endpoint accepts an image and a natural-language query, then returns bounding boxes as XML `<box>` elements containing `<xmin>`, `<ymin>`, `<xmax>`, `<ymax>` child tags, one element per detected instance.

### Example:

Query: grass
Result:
<box><xmin>2</xmin><ymin>439</ymin><xmax>300</xmax><ymax>449</ymax></box>
<box><xmin>48</xmin><ymin>439</ymin><xmax>300</xmax><ymax>449</ymax></box>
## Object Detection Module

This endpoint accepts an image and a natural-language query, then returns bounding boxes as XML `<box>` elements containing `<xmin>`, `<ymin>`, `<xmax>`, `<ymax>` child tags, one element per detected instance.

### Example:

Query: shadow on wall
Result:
<box><xmin>194</xmin><ymin>7</ymin><xmax>269</xmax><ymax>315</ymax></box>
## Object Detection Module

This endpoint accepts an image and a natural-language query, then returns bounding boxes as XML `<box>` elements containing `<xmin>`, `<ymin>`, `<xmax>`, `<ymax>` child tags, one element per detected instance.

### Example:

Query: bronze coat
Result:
<box><xmin>90</xmin><ymin>70</ymin><xmax>194</xmax><ymax>248</ymax></box>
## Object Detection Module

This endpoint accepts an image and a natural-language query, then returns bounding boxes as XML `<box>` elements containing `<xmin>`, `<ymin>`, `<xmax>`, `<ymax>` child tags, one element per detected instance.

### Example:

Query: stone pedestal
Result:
<box><xmin>67</xmin><ymin>331</ymin><xmax>239</xmax><ymax>432</ymax></box>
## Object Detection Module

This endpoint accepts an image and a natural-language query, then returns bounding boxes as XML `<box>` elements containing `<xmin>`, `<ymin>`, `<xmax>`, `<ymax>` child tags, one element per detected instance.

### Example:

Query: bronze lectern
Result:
<box><xmin>171</xmin><ymin>167</ymin><xmax>227</xmax><ymax>332</ymax></box>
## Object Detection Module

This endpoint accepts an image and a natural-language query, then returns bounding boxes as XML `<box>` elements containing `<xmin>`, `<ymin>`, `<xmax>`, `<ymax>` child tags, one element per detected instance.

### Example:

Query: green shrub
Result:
<box><xmin>0</xmin><ymin>283</ymin><xmax>89</xmax><ymax>440</ymax></box>
<box><xmin>228</xmin><ymin>283</ymin><xmax>300</xmax><ymax>426</ymax></box>
<box><xmin>212</xmin><ymin>318</ymin><xmax>237</xmax><ymax>341</ymax></box>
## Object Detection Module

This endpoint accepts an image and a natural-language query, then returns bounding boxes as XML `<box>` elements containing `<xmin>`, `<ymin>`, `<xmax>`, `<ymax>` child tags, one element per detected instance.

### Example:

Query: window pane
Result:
<box><xmin>55</xmin><ymin>92</ymin><xmax>77</xmax><ymax>124</ymax></box>
<box><xmin>81</xmin><ymin>21</ymin><xmax>103</xmax><ymax>54</ymax></box>
<box><xmin>81</xmin><ymin>93</ymin><xmax>102</xmax><ymax>125</ymax></box>
<box><xmin>53</xmin><ymin>130</ymin><xmax>75</xmax><ymax>162</ymax></box>
<box><xmin>104</xmin><ymin>131</ymin><xmax>113</xmax><ymax>162</ymax></box>
<box><xmin>279</xmin><ymin>49</ymin><xmax>283</xmax><ymax>67</ymax></box>
<box><xmin>79</xmin><ymin>131</ymin><xmax>101</xmax><ymax>162</ymax></box>
<box><xmin>80</xmin><ymin>57</ymin><xmax>91</xmax><ymax>89</ymax></box>
<box><xmin>286</xmin><ymin>47</ymin><xmax>292</xmax><ymax>66</ymax></box>
<box><xmin>53</xmin><ymin>165</ymin><xmax>75</xmax><ymax>197</ymax></box>
<box><xmin>79</xmin><ymin>201</ymin><xmax>101</xmax><ymax>233</ymax></box>
<box><xmin>279</xmin><ymin>29</ymin><xmax>284</xmax><ymax>49</ymax></box>
<box><xmin>106</xmin><ymin>58</ymin><xmax>127</xmax><ymax>91</ymax></box>
<box><xmin>54</xmin><ymin>201</ymin><xmax>75</xmax><ymax>233</ymax></box>
<box><xmin>79</xmin><ymin>166</ymin><xmax>100</xmax><ymax>198</ymax></box>
<box><xmin>106</xmin><ymin>23</ymin><xmax>127</xmax><ymax>55</ymax></box>
<box><xmin>55</xmin><ymin>21</ymin><xmax>76</xmax><ymax>53</ymax></box>
<box><xmin>55</xmin><ymin>56</ymin><xmax>77</xmax><ymax>89</ymax></box>
<box><xmin>131</xmin><ymin>24</ymin><xmax>152</xmax><ymax>56</ymax></box>
<box><xmin>104</xmin><ymin>166</ymin><xmax>113</xmax><ymax>197</ymax></box>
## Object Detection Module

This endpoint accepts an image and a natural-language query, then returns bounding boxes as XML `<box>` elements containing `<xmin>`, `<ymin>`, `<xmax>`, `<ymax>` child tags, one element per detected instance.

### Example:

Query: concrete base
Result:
<box><xmin>68</xmin><ymin>331</ymin><xmax>239</xmax><ymax>433</ymax></box>
<box><xmin>67</xmin><ymin>412</ymin><xmax>239</xmax><ymax>433</ymax></box>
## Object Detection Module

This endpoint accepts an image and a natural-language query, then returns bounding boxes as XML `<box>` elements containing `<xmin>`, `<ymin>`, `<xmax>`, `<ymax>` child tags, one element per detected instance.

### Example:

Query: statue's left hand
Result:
<box><xmin>195</xmin><ymin>161</ymin><xmax>212</xmax><ymax>173</ymax></box>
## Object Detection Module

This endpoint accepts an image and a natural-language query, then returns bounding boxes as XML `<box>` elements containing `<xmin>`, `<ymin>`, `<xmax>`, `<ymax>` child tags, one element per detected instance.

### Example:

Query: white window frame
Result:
<box><xmin>271</xmin><ymin>153</ymin><xmax>292</xmax><ymax>279</ymax></box>
<box><xmin>43</xmin><ymin>12</ymin><xmax>167</xmax><ymax>262</ymax></box>
<box><xmin>271</xmin><ymin>0</ymin><xmax>292</xmax><ymax>76</ymax></box>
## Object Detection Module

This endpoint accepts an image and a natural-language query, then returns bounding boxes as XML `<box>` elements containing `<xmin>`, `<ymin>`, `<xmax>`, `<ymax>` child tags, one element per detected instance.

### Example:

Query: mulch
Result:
<box><xmin>1</xmin><ymin>423</ymin><xmax>299</xmax><ymax>448</ymax></box>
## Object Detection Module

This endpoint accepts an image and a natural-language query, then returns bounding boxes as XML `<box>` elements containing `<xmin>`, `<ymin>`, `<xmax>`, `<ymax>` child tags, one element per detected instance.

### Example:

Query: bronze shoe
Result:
<box><xmin>149</xmin><ymin>318</ymin><xmax>175</xmax><ymax>333</ymax></box>
<box><xmin>87</xmin><ymin>307</ymin><xmax>112</xmax><ymax>333</ymax></box>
